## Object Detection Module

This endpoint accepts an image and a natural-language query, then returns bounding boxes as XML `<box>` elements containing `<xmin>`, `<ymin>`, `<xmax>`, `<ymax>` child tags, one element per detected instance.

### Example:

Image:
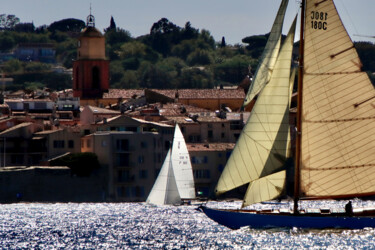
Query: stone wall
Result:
<box><xmin>0</xmin><ymin>166</ymin><xmax>107</xmax><ymax>203</ymax></box>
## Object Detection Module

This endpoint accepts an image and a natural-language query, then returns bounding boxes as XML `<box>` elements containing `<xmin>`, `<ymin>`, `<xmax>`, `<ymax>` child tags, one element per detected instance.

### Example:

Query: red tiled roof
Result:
<box><xmin>103</xmin><ymin>89</ymin><xmax>144</xmax><ymax>99</ymax></box>
<box><xmin>187</xmin><ymin>143</ymin><xmax>235</xmax><ymax>152</ymax></box>
<box><xmin>151</xmin><ymin>89</ymin><xmax>245</xmax><ymax>99</ymax></box>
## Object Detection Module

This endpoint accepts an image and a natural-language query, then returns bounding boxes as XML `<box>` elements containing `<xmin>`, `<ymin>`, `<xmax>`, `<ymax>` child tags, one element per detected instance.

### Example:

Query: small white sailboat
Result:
<box><xmin>200</xmin><ymin>0</ymin><xmax>375</xmax><ymax>229</ymax></box>
<box><xmin>146</xmin><ymin>124</ymin><xmax>196</xmax><ymax>205</ymax></box>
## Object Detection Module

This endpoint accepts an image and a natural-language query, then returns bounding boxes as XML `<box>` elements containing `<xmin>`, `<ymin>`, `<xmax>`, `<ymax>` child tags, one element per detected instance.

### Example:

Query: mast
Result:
<box><xmin>294</xmin><ymin>0</ymin><xmax>305</xmax><ymax>214</ymax></box>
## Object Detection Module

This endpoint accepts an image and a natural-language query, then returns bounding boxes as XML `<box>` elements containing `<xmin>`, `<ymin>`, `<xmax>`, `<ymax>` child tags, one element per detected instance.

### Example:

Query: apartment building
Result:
<box><xmin>81</xmin><ymin>116</ymin><xmax>174</xmax><ymax>201</ymax></box>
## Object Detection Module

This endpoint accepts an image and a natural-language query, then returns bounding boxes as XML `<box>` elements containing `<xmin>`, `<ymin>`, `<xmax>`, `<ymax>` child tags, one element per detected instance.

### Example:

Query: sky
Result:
<box><xmin>2</xmin><ymin>0</ymin><xmax>375</xmax><ymax>45</ymax></box>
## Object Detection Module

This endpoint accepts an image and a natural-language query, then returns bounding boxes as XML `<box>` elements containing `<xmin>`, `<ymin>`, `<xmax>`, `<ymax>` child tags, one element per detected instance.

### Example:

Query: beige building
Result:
<box><xmin>34</xmin><ymin>128</ymin><xmax>82</xmax><ymax>162</ymax></box>
<box><xmin>188</xmin><ymin>143</ymin><xmax>235</xmax><ymax>197</ymax></box>
<box><xmin>81</xmin><ymin>116</ymin><xmax>174</xmax><ymax>201</ymax></box>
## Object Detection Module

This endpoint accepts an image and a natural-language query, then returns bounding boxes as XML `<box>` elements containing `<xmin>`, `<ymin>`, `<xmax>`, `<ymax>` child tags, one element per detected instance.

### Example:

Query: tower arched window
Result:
<box><xmin>92</xmin><ymin>66</ymin><xmax>100</xmax><ymax>89</ymax></box>
<box><xmin>75</xmin><ymin>67</ymin><xmax>79</xmax><ymax>89</ymax></box>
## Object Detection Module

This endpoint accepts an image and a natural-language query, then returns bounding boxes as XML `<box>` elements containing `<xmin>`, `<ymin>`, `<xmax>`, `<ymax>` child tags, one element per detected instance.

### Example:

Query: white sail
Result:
<box><xmin>243</xmin><ymin>0</ymin><xmax>288</xmax><ymax>107</ymax></box>
<box><xmin>171</xmin><ymin>124</ymin><xmax>196</xmax><ymax>199</ymax></box>
<box><xmin>146</xmin><ymin>124</ymin><xmax>196</xmax><ymax>204</ymax></box>
<box><xmin>216</xmin><ymin>17</ymin><xmax>297</xmax><ymax>204</ymax></box>
<box><xmin>146</xmin><ymin>149</ymin><xmax>181</xmax><ymax>205</ymax></box>
<box><xmin>300</xmin><ymin>0</ymin><xmax>375</xmax><ymax>198</ymax></box>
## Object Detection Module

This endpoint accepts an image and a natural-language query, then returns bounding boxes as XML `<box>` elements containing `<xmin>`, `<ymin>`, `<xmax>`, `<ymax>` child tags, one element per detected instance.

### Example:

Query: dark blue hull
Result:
<box><xmin>200</xmin><ymin>206</ymin><xmax>375</xmax><ymax>229</ymax></box>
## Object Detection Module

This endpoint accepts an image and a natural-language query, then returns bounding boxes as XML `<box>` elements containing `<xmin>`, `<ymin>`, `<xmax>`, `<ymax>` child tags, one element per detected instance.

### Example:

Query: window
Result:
<box><xmin>191</xmin><ymin>156</ymin><xmax>208</xmax><ymax>164</ymax></box>
<box><xmin>86</xmin><ymin>139</ymin><xmax>91</xmax><ymax>148</ymax></box>
<box><xmin>208</xmin><ymin>130</ymin><xmax>213</xmax><ymax>139</ymax></box>
<box><xmin>194</xmin><ymin>169</ymin><xmax>211</xmax><ymax>179</ymax></box>
<box><xmin>116</xmin><ymin>154</ymin><xmax>130</xmax><ymax>167</ymax></box>
<box><xmin>34</xmin><ymin>102</ymin><xmax>47</xmax><ymax>109</ymax></box>
<box><xmin>221</xmin><ymin>132</ymin><xmax>225</xmax><ymax>138</ymax></box>
<box><xmin>68</xmin><ymin>140</ymin><xmax>74</xmax><ymax>148</ymax></box>
<box><xmin>140</xmin><ymin>141</ymin><xmax>147</xmax><ymax>149</ymax></box>
<box><xmin>164</xmin><ymin>141</ymin><xmax>170</xmax><ymax>150</ymax></box>
<box><xmin>117</xmin><ymin>170</ymin><xmax>131</xmax><ymax>182</ymax></box>
<box><xmin>138</xmin><ymin>155</ymin><xmax>144</xmax><ymax>164</ymax></box>
<box><xmin>116</xmin><ymin>139</ymin><xmax>129</xmax><ymax>151</ymax></box>
<box><xmin>139</xmin><ymin>170</ymin><xmax>148</xmax><ymax>179</ymax></box>
<box><xmin>101</xmin><ymin>140</ymin><xmax>107</xmax><ymax>147</ymax></box>
<box><xmin>53</xmin><ymin>140</ymin><xmax>64</xmax><ymax>148</ymax></box>
<box><xmin>92</xmin><ymin>66</ymin><xmax>100</xmax><ymax>89</ymax></box>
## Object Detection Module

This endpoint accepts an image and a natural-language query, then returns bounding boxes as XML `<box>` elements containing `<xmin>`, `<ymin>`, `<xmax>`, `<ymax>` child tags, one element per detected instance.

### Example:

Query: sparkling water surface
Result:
<box><xmin>1</xmin><ymin>200</ymin><xmax>375</xmax><ymax>249</ymax></box>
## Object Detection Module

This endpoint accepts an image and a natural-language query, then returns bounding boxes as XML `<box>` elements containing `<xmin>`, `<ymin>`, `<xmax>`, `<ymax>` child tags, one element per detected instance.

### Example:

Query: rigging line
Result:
<box><xmin>305</xmin><ymin>163</ymin><xmax>375</xmax><ymax>171</ymax></box>
<box><xmin>330</xmin><ymin>45</ymin><xmax>355</xmax><ymax>59</ymax></box>
<box><xmin>304</xmin><ymin>116</ymin><xmax>375</xmax><ymax>123</ymax></box>
<box><xmin>304</xmin><ymin>71</ymin><xmax>361</xmax><ymax>75</ymax></box>
<box><xmin>354</xmin><ymin>95</ymin><xmax>375</xmax><ymax>107</ymax></box>
<box><xmin>315</xmin><ymin>0</ymin><xmax>328</xmax><ymax>7</ymax></box>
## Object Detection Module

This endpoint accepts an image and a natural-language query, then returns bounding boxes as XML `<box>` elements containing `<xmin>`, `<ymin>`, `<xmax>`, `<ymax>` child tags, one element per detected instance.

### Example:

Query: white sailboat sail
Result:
<box><xmin>300</xmin><ymin>0</ymin><xmax>375</xmax><ymax>198</ymax></box>
<box><xmin>171</xmin><ymin>124</ymin><xmax>196</xmax><ymax>199</ymax></box>
<box><xmin>146</xmin><ymin>124</ymin><xmax>195</xmax><ymax>205</ymax></box>
<box><xmin>146</xmin><ymin>149</ymin><xmax>181</xmax><ymax>205</ymax></box>
<box><xmin>217</xmin><ymin>17</ymin><xmax>297</xmax><ymax>207</ymax></box>
<box><xmin>243</xmin><ymin>0</ymin><xmax>288</xmax><ymax>107</ymax></box>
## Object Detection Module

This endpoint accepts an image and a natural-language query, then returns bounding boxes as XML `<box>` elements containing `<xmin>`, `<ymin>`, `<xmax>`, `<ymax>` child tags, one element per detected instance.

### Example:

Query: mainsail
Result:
<box><xmin>217</xmin><ymin>17</ymin><xmax>297</xmax><ymax>207</ymax></box>
<box><xmin>171</xmin><ymin>124</ymin><xmax>196</xmax><ymax>199</ymax></box>
<box><xmin>146</xmin><ymin>149</ymin><xmax>181</xmax><ymax>205</ymax></box>
<box><xmin>242</xmin><ymin>0</ymin><xmax>289</xmax><ymax>107</ymax></box>
<box><xmin>299</xmin><ymin>0</ymin><xmax>375</xmax><ymax>198</ymax></box>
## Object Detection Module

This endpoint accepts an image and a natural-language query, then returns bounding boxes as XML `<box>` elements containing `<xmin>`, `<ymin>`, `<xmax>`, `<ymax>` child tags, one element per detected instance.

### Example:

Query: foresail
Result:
<box><xmin>146</xmin><ymin>149</ymin><xmax>181</xmax><ymax>205</ymax></box>
<box><xmin>216</xmin><ymin>17</ymin><xmax>297</xmax><ymax>197</ymax></box>
<box><xmin>243</xmin><ymin>170</ymin><xmax>286</xmax><ymax>207</ymax></box>
<box><xmin>300</xmin><ymin>0</ymin><xmax>375</xmax><ymax>198</ymax></box>
<box><xmin>171</xmin><ymin>124</ymin><xmax>196</xmax><ymax>199</ymax></box>
<box><xmin>242</xmin><ymin>0</ymin><xmax>288</xmax><ymax>107</ymax></box>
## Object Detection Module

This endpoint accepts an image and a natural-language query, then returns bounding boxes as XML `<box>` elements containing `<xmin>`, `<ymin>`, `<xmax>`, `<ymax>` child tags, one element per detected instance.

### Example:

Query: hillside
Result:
<box><xmin>1</xmin><ymin>15</ymin><xmax>375</xmax><ymax>91</ymax></box>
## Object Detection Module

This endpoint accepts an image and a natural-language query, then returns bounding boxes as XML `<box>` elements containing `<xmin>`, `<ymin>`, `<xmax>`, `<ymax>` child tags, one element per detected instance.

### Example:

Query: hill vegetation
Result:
<box><xmin>1</xmin><ymin>14</ymin><xmax>375</xmax><ymax>91</ymax></box>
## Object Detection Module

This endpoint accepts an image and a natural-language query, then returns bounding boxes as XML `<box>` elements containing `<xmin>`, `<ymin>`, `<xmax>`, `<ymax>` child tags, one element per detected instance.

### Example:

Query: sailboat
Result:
<box><xmin>146</xmin><ymin>124</ymin><xmax>196</xmax><ymax>205</ymax></box>
<box><xmin>199</xmin><ymin>0</ymin><xmax>375</xmax><ymax>229</ymax></box>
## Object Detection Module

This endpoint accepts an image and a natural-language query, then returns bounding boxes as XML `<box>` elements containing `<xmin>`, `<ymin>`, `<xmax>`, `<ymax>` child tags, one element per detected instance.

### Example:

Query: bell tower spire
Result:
<box><xmin>87</xmin><ymin>4</ymin><xmax>95</xmax><ymax>27</ymax></box>
<box><xmin>73</xmin><ymin>8</ymin><xmax>109</xmax><ymax>99</ymax></box>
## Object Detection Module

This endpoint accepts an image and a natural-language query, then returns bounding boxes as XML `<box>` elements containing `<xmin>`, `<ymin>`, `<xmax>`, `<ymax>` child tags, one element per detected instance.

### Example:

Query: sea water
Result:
<box><xmin>0</xmin><ymin>200</ymin><xmax>375</xmax><ymax>249</ymax></box>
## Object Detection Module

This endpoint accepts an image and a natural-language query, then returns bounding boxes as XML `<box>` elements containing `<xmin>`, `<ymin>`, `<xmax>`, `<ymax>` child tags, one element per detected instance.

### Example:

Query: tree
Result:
<box><xmin>104</xmin><ymin>16</ymin><xmax>117</xmax><ymax>32</ymax></box>
<box><xmin>179</xmin><ymin>67</ymin><xmax>214</xmax><ymax>89</ymax></box>
<box><xmin>150</xmin><ymin>18</ymin><xmax>179</xmax><ymax>35</ymax></box>
<box><xmin>14</xmin><ymin>22</ymin><xmax>35</xmax><ymax>32</ymax></box>
<box><xmin>221</xmin><ymin>36</ymin><xmax>226</xmax><ymax>48</ymax></box>
<box><xmin>0</xmin><ymin>14</ymin><xmax>20</xmax><ymax>30</ymax></box>
<box><xmin>186</xmin><ymin>49</ymin><xmax>213</xmax><ymax>66</ymax></box>
<box><xmin>48</xmin><ymin>18</ymin><xmax>85</xmax><ymax>33</ymax></box>
<box><xmin>0</xmin><ymin>32</ymin><xmax>15</xmax><ymax>51</ymax></box>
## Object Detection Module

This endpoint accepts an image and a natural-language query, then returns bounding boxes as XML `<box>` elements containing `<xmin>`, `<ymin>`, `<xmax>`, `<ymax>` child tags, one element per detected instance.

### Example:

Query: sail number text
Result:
<box><xmin>311</xmin><ymin>11</ymin><xmax>327</xmax><ymax>30</ymax></box>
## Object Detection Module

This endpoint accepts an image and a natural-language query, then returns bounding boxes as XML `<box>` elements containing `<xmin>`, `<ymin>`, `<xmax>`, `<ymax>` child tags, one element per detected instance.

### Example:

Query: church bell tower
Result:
<box><xmin>73</xmin><ymin>12</ymin><xmax>109</xmax><ymax>99</ymax></box>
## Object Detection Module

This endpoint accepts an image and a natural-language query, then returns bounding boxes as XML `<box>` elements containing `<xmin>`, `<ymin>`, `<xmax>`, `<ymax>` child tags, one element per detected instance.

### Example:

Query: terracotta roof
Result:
<box><xmin>80</xmin><ymin>27</ymin><xmax>103</xmax><ymax>37</ymax></box>
<box><xmin>35</xmin><ymin>129</ymin><xmax>63</xmax><ymax>135</ymax></box>
<box><xmin>103</xmin><ymin>89</ymin><xmax>144</xmax><ymax>99</ymax></box>
<box><xmin>187</xmin><ymin>143</ymin><xmax>235</xmax><ymax>152</ymax></box>
<box><xmin>86</xmin><ymin>105</ymin><xmax>120</xmax><ymax>114</ymax></box>
<box><xmin>151</xmin><ymin>89</ymin><xmax>245</xmax><ymax>99</ymax></box>
<box><xmin>157</xmin><ymin>103</ymin><xmax>209</xmax><ymax>116</ymax></box>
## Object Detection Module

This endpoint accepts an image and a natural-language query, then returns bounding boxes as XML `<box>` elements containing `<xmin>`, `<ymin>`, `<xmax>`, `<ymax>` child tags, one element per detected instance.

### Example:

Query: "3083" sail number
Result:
<box><xmin>311</xmin><ymin>11</ymin><xmax>327</xmax><ymax>30</ymax></box>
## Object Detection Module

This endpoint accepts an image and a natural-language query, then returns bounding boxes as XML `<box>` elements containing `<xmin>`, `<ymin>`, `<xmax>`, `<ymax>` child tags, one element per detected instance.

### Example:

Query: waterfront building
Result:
<box><xmin>81</xmin><ymin>116</ymin><xmax>173</xmax><ymax>201</ymax></box>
